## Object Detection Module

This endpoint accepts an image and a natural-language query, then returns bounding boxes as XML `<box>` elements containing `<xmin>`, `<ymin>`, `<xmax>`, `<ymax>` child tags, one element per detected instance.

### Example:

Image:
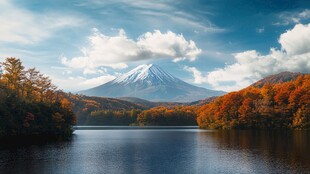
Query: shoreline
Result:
<box><xmin>73</xmin><ymin>125</ymin><xmax>199</xmax><ymax>130</ymax></box>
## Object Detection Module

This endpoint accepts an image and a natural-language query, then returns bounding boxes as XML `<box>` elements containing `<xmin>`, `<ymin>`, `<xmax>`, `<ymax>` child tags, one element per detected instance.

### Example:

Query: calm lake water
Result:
<box><xmin>0</xmin><ymin>127</ymin><xmax>309</xmax><ymax>174</ymax></box>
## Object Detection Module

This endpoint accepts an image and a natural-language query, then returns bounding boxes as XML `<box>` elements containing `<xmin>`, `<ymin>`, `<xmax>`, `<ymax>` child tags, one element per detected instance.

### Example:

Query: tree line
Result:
<box><xmin>65</xmin><ymin>94</ymin><xmax>146</xmax><ymax>125</ymax></box>
<box><xmin>4</xmin><ymin>57</ymin><xmax>305</xmax><ymax>129</ymax></box>
<box><xmin>69</xmin><ymin>74</ymin><xmax>309</xmax><ymax>128</ymax></box>
<box><xmin>87</xmin><ymin>109</ymin><xmax>142</xmax><ymax>125</ymax></box>
<box><xmin>197</xmin><ymin>74</ymin><xmax>310</xmax><ymax>129</ymax></box>
<box><xmin>137</xmin><ymin>106</ymin><xmax>197</xmax><ymax>126</ymax></box>
<box><xmin>66</xmin><ymin>93</ymin><xmax>199</xmax><ymax>126</ymax></box>
<box><xmin>72</xmin><ymin>106</ymin><xmax>197</xmax><ymax>126</ymax></box>
<box><xmin>0</xmin><ymin>57</ymin><xmax>76</xmax><ymax>137</ymax></box>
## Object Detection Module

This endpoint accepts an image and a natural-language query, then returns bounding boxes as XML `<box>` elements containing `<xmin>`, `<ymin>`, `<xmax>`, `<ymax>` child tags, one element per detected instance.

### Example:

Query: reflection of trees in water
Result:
<box><xmin>199</xmin><ymin>130</ymin><xmax>310</xmax><ymax>170</ymax></box>
<box><xmin>0</xmin><ymin>138</ymin><xmax>74</xmax><ymax>173</ymax></box>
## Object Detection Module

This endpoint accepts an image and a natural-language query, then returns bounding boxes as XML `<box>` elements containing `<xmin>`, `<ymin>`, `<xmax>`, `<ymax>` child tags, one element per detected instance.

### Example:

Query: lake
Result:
<box><xmin>0</xmin><ymin>127</ymin><xmax>309</xmax><ymax>174</ymax></box>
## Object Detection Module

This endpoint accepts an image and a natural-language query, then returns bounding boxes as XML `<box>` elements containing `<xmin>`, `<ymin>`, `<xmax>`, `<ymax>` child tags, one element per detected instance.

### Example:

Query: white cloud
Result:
<box><xmin>62</xmin><ymin>29</ymin><xmax>201</xmax><ymax>71</ymax></box>
<box><xmin>299</xmin><ymin>9</ymin><xmax>310</xmax><ymax>19</ymax></box>
<box><xmin>274</xmin><ymin>9</ymin><xmax>310</xmax><ymax>26</ymax></box>
<box><xmin>184</xmin><ymin>66</ymin><xmax>208</xmax><ymax>84</ymax></box>
<box><xmin>186</xmin><ymin>23</ymin><xmax>310</xmax><ymax>92</ymax></box>
<box><xmin>279</xmin><ymin>24</ymin><xmax>310</xmax><ymax>55</ymax></box>
<box><xmin>50</xmin><ymin>74</ymin><xmax>116</xmax><ymax>91</ymax></box>
<box><xmin>79</xmin><ymin>75</ymin><xmax>115</xmax><ymax>87</ymax></box>
<box><xmin>256</xmin><ymin>27</ymin><xmax>265</xmax><ymax>33</ymax></box>
<box><xmin>0</xmin><ymin>0</ymin><xmax>82</xmax><ymax>44</ymax></box>
<box><xmin>138</xmin><ymin>30</ymin><xmax>201</xmax><ymax>61</ymax></box>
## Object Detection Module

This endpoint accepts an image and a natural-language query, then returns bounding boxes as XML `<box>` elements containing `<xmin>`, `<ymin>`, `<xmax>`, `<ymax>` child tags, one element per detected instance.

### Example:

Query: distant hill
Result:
<box><xmin>117</xmin><ymin>97</ymin><xmax>158</xmax><ymax>108</ymax></box>
<box><xmin>66</xmin><ymin>94</ymin><xmax>147</xmax><ymax>111</ymax></box>
<box><xmin>189</xmin><ymin>72</ymin><xmax>301</xmax><ymax>106</ymax></box>
<box><xmin>252</xmin><ymin>72</ymin><xmax>301</xmax><ymax>88</ymax></box>
<box><xmin>79</xmin><ymin>64</ymin><xmax>225</xmax><ymax>102</ymax></box>
<box><xmin>189</xmin><ymin>96</ymin><xmax>219</xmax><ymax>106</ymax></box>
<box><xmin>65</xmin><ymin>94</ymin><xmax>146</xmax><ymax>124</ymax></box>
<box><xmin>66</xmin><ymin>94</ymin><xmax>190</xmax><ymax>124</ymax></box>
<box><xmin>118</xmin><ymin>97</ymin><xmax>186</xmax><ymax>108</ymax></box>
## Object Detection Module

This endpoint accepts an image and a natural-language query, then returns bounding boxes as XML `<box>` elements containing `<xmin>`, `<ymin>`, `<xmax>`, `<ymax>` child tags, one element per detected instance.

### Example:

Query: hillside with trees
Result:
<box><xmin>0</xmin><ymin>58</ymin><xmax>76</xmax><ymax>138</ymax></box>
<box><xmin>68</xmin><ymin>94</ymin><xmax>198</xmax><ymax>126</ymax></box>
<box><xmin>197</xmin><ymin>74</ymin><xmax>310</xmax><ymax>129</ymax></box>
<box><xmin>118</xmin><ymin>97</ymin><xmax>186</xmax><ymax>108</ymax></box>
<box><xmin>68</xmin><ymin>94</ymin><xmax>197</xmax><ymax>126</ymax></box>
<box><xmin>252</xmin><ymin>72</ymin><xmax>301</xmax><ymax>87</ymax></box>
<box><xmin>68</xmin><ymin>95</ymin><xmax>189</xmax><ymax>125</ymax></box>
<box><xmin>189</xmin><ymin>96</ymin><xmax>219</xmax><ymax>106</ymax></box>
<box><xmin>65</xmin><ymin>94</ymin><xmax>146</xmax><ymax>125</ymax></box>
<box><xmin>85</xmin><ymin>109</ymin><xmax>142</xmax><ymax>125</ymax></box>
<box><xmin>137</xmin><ymin>106</ymin><xmax>197</xmax><ymax>126</ymax></box>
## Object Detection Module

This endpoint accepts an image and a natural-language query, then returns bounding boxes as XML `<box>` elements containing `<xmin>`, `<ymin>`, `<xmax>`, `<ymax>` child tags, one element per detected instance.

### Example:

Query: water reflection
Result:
<box><xmin>0</xmin><ymin>129</ymin><xmax>309</xmax><ymax>174</ymax></box>
<box><xmin>197</xmin><ymin>130</ymin><xmax>310</xmax><ymax>173</ymax></box>
<box><xmin>70</xmin><ymin>130</ymin><xmax>199</xmax><ymax>173</ymax></box>
<box><xmin>0</xmin><ymin>139</ymin><xmax>74</xmax><ymax>174</ymax></box>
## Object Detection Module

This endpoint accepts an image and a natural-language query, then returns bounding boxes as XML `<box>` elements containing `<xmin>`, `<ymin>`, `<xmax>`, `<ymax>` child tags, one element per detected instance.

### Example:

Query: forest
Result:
<box><xmin>137</xmin><ymin>106</ymin><xmax>197</xmax><ymax>126</ymax></box>
<box><xmin>65</xmin><ymin>94</ymin><xmax>145</xmax><ymax>125</ymax></box>
<box><xmin>1</xmin><ymin>57</ymin><xmax>308</xmax><ymax>130</ymax></box>
<box><xmin>0</xmin><ymin>58</ymin><xmax>76</xmax><ymax>138</ymax></box>
<box><xmin>74</xmin><ymin>106</ymin><xmax>197</xmax><ymax>126</ymax></box>
<box><xmin>64</xmin><ymin>73</ymin><xmax>309</xmax><ymax>128</ymax></box>
<box><xmin>68</xmin><ymin>95</ymin><xmax>197</xmax><ymax>126</ymax></box>
<box><xmin>67</xmin><ymin>94</ymin><xmax>196</xmax><ymax>126</ymax></box>
<box><xmin>197</xmin><ymin>74</ymin><xmax>310</xmax><ymax>129</ymax></box>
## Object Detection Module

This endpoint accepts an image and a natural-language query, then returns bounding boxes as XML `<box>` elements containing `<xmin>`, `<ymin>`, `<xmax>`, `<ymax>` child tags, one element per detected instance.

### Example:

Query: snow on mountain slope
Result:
<box><xmin>79</xmin><ymin>64</ymin><xmax>225</xmax><ymax>102</ymax></box>
<box><xmin>112</xmin><ymin>64</ymin><xmax>180</xmax><ymax>85</ymax></box>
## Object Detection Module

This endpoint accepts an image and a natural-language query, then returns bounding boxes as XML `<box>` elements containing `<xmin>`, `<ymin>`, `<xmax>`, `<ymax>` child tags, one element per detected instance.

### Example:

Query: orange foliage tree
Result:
<box><xmin>197</xmin><ymin>74</ymin><xmax>310</xmax><ymax>129</ymax></box>
<box><xmin>137</xmin><ymin>106</ymin><xmax>197</xmax><ymax>126</ymax></box>
<box><xmin>0</xmin><ymin>57</ymin><xmax>76</xmax><ymax>137</ymax></box>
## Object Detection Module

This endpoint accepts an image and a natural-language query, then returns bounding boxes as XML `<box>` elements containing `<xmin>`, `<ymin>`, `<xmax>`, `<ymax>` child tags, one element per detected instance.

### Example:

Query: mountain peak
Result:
<box><xmin>79</xmin><ymin>64</ymin><xmax>225</xmax><ymax>102</ymax></box>
<box><xmin>135</xmin><ymin>63</ymin><xmax>153</xmax><ymax>69</ymax></box>
<box><xmin>133</xmin><ymin>64</ymin><xmax>158</xmax><ymax>72</ymax></box>
<box><xmin>112</xmin><ymin>64</ymin><xmax>180</xmax><ymax>85</ymax></box>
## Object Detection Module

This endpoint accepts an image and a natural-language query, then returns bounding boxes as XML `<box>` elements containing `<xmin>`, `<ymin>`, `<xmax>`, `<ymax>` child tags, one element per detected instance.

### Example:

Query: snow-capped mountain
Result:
<box><xmin>79</xmin><ymin>64</ymin><xmax>225</xmax><ymax>102</ymax></box>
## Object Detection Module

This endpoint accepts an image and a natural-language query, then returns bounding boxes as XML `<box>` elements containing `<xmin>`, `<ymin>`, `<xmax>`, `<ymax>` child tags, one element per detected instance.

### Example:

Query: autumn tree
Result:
<box><xmin>24</xmin><ymin>68</ymin><xmax>39</xmax><ymax>100</ymax></box>
<box><xmin>0</xmin><ymin>58</ymin><xmax>76</xmax><ymax>137</ymax></box>
<box><xmin>197</xmin><ymin>74</ymin><xmax>310</xmax><ymax>129</ymax></box>
<box><xmin>137</xmin><ymin>106</ymin><xmax>197</xmax><ymax>126</ymax></box>
<box><xmin>1</xmin><ymin>57</ymin><xmax>25</xmax><ymax>93</ymax></box>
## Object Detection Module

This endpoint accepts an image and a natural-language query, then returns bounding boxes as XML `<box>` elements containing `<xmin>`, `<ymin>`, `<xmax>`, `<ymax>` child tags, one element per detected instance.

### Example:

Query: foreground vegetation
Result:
<box><xmin>197</xmin><ymin>74</ymin><xmax>310</xmax><ymax>129</ymax></box>
<box><xmin>0</xmin><ymin>58</ymin><xmax>76</xmax><ymax>138</ymax></box>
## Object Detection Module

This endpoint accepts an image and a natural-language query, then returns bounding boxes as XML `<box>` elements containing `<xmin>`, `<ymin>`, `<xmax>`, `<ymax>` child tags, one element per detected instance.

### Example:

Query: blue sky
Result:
<box><xmin>1</xmin><ymin>0</ymin><xmax>310</xmax><ymax>92</ymax></box>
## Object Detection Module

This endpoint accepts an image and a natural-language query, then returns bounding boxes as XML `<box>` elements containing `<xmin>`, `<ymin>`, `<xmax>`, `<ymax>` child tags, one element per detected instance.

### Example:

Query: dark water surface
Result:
<box><xmin>0</xmin><ymin>127</ymin><xmax>309</xmax><ymax>174</ymax></box>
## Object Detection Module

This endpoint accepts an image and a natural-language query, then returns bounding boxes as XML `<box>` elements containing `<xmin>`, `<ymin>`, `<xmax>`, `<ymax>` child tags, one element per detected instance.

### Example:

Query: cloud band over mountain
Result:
<box><xmin>61</xmin><ymin>29</ymin><xmax>201</xmax><ymax>74</ymax></box>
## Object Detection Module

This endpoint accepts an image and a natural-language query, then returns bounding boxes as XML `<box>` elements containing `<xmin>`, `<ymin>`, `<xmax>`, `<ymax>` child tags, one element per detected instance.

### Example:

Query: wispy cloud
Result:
<box><xmin>50</xmin><ymin>74</ymin><xmax>116</xmax><ymax>91</ymax></box>
<box><xmin>136</xmin><ymin>10</ymin><xmax>225</xmax><ymax>33</ymax></box>
<box><xmin>76</xmin><ymin>0</ymin><xmax>224</xmax><ymax>34</ymax></box>
<box><xmin>79</xmin><ymin>75</ymin><xmax>115</xmax><ymax>87</ymax></box>
<box><xmin>256</xmin><ymin>27</ymin><xmax>265</xmax><ymax>33</ymax></box>
<box><xmin>273</xmin><ymin>9</ymin><xmax>310</xmax><ymax>26</ymax></box>
<box><xmin>0</xmin><ymin>0</ymin><xmax>83</xmax><ymax>44</ymax></box>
